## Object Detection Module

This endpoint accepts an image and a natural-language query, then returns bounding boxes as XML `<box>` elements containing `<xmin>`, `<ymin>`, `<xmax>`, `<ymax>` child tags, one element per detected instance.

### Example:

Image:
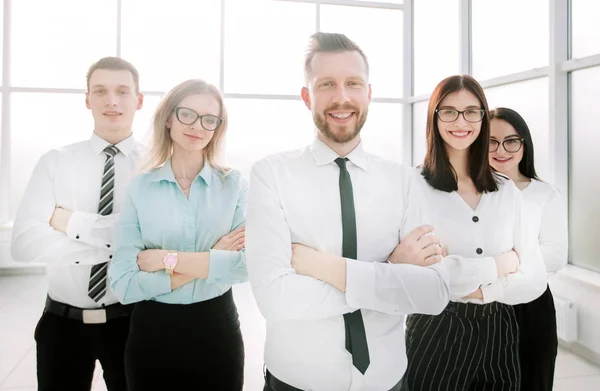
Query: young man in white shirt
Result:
<box><xmin>11</xmin><ymin>57</ymin><xmax>144</xmax><ymax>391</ymax></box>
<box><xmin>246</xmin><ymin>32</ymin><xmax>451</xmax><ymax>391</ymax></box>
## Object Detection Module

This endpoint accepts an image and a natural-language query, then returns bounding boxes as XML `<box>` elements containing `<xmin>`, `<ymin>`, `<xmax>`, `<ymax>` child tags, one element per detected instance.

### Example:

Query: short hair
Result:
<box><xmin>304</xmin><ymin>32</ymin><xmax>369</xmax><ymax>81</ymax></box>
<box><xmin>86</xmin><ymin>57</ymin><xmax>140</xmax><ymax>93</ymax></box>
<box><xmin>490</xmin><ymin>107</ymin><xmax>539</xmax><ymax>180</ymax></box>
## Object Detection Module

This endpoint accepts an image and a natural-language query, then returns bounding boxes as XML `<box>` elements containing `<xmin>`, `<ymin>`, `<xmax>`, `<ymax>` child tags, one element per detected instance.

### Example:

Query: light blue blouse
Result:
<box><xmin>109</xmin><ymin>160</ymin><xmax>248</xmax><ymax>305</ymax></box>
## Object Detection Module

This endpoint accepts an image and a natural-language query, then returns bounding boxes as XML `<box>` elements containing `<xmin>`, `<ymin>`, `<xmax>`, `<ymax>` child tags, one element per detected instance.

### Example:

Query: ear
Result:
<box><xmin>137</xmin><ymin>92</ymin><xmax>144</xmax><ymax>110</ymax></box>
<box><xmin>85</xmin><ymin>93</ymin><xmax>91</xmax><ymax>110</ymax></box>
<box><xmin>367</xmin><ymin>84</ymin><xmax>372</xmax><ymax>102</ymax></box>
<box><xmin>301</xmin><ymin>87</ymin><xmax>311</xmax><ymax>110</ymax></box>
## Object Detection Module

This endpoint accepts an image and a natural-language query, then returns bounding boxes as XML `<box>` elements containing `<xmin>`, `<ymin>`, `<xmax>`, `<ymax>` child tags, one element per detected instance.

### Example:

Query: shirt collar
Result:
<box><xmin>90</xmin><ymin>132</ymin><xmax>136</xmax><ymax>157</ymax></box>
<box><xmin>309</xmin><ymin>137</ymin><xmax>368</xmax><ymax>171</ymax></box>
<box><xmin>151</xmin><ymin>159</ymin><xmax>214</xmax><ymax>187</ymax></box>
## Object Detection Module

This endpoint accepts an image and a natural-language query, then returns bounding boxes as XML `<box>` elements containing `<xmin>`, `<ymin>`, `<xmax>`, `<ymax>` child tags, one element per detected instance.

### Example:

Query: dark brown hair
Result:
<box><xmin>86</xmin><ymin>57</ymin><xmax>140</xmax><ymax>93</ymax></box>
<box><xmin>422</xmin><ymin>75</ymin><xmax>499</xmax><ymax>193</ymax></box>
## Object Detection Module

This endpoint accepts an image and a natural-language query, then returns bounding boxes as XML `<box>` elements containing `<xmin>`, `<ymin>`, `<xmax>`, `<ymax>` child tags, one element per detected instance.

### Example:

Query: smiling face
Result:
<box><xmin>489</xmin><ymin>118</ymin><xmax>524</xmax><ymax>176</ymax></box>
<box><xmin>167</xmin><ymin>93</ymin><xmax>221</xmax><ymax>154</ymax></box>
<box><xmin>301</xmin><ymin>50</ymin><xmax>372</xmax><ymax>145</ymax></box>
<box><xmin>436</xmin><ymin>89</ymin><xmax>483</xmax><ymax>153</ymax></box>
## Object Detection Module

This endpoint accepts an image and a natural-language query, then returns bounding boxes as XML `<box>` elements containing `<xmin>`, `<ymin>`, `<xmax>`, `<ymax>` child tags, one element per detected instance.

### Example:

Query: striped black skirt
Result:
<box><xmin>403</xmin><ymin>301</ymin><xmax>520</xmax><ymax>391</ymax></box>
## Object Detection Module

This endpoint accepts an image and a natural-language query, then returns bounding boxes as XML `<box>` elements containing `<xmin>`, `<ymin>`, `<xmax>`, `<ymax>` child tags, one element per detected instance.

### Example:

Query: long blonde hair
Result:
<box><xmin>144</xmin><ymin>79</ymin><xmax>229</xmax><ymax>174</ymax></box>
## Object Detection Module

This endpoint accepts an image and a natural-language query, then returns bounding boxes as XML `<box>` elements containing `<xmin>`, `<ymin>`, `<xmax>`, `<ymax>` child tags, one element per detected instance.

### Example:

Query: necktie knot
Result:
<box><xmin>104</xmin><ymin>145</ymin><xmax>119</xmax><ymax>158</ymax></box>
<box><xmin>335</xmin><ymin>157</ymin><xmax>349</xmax><ymax>169</ymax></box>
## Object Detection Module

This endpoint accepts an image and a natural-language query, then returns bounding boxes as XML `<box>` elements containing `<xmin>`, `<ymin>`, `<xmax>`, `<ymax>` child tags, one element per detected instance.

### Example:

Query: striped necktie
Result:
<box><xmin>88</xmin><ymin>145</ymin><xmax>119</xmax><ymax>302</ymax></box>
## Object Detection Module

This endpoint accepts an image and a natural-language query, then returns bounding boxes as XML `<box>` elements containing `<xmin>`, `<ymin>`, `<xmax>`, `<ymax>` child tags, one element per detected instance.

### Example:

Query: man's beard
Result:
<box><xmin>313</xmin><ymin>104</ymin><xmax>368</xmax><ymax>144</ymax></box>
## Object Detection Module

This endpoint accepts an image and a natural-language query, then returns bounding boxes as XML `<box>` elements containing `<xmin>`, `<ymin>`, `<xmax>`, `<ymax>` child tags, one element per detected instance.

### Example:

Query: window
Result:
<box><xmin>320</xmin><ymin>5</ymin><xmax>403</xmax><ymax>98</ymax></box>
<box><xmin>10</xmin><ymin>93</ymin><xmax>93</xmax><ymax>217</ymax></box>
<box><xmin>411</xmin><ymin>101</ymin><xmax>428</xmax><ymax>166</ymax></box>
<box><xmin>360</xmin><ymin>103</ymin><xmax>403</xmax><ymax>163</ymax></box>
<box><xmin>224</xmin><ymin>0</ymin><xmax>315</xmax><ymax>95</ymax></box>
<box><xmin>484</xmin><ymin>78</ymin><xmax>550</xmax><ymax>181</ymax></box>
<box><xmin>570</xmin><ymin>67</ymin><xmax>600</xmax><ymax>272</ymax></box>
<box><xmin>11</xmin><ymin>0</ymin><xmax>116</xmax><ymax>88</ymax></box>
<box><xmin>571</xmin><ymin>0</ymin><xmax>600</xmax><ymax>59</ymax></box>
<box><xmin>121</xmin><ymin>0</ymin><xmax>221</xmax><ymax>91</ymax></box>
<box><xmin>413</xmin><ymin>0</ymin><xmax>459</xmax><ymax>95</ymax></box>
<box><xmin>472</xmin><ymin>0</ymin><xmax>548</xmax><ymax>80</ymax></box>
<box><xmin>132</xmin><ymin>94</ymin><xmax>164</xmax><ymax>145</ymax></box>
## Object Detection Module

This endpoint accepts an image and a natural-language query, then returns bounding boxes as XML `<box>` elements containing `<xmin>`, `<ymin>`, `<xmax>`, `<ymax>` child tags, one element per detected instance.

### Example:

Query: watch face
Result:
<box><xmin>165</xmin><ymin>254</ymin><xmax>177</xmax><ymax>267</ymax></box>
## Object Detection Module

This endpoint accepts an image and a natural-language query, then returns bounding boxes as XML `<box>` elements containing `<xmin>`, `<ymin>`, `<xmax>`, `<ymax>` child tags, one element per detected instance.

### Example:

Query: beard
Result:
<box><xmin>313</xmin><ymin>103</ymin><xmax>368</xmax><ymax>144</ymax></box>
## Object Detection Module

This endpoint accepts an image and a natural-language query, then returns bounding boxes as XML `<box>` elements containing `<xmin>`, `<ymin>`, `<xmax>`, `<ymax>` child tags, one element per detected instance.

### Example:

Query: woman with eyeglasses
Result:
<box><xmin>490</xmin><ymin>107</ymin><xmax>568</xmax><ymax>391</ymax></box>
<box><xmin>109</xmin><ymin>79</ymin><xmax>247</xmax><ymax>390</ymax></box>
<box><xmin>402</xmin><ymin>75</ymin><xmax>547</xmax><ymax>390</ymax></box>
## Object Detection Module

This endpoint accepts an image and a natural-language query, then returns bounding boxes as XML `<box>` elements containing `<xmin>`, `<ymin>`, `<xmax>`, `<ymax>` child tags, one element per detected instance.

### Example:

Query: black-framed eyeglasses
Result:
<box><xmin>489</xmin><ymin>138</ymin><xmax>524</xmax><ymax>153</ymax></box>
<box><xmin>436</xmin><ymin>108</ymin><xmax>485</xmax><ymax>123</ymax></box>
<box><xmin>175</xmin><ymin>107</ymin><xmax>222</xmax><ymax>131</ymax></box>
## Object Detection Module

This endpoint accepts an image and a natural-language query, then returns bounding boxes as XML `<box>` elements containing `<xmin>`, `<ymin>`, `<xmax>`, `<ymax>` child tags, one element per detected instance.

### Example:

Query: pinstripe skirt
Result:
<box><xmin>403</xmin><ymin>301</ymin><xmax>520</xmax><ymax>391</ymax></box>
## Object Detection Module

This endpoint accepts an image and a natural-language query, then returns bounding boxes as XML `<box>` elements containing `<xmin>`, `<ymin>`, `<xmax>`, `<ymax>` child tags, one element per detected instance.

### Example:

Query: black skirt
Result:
<box><xmin>513</xmin><ymin>285</ymin><xmax>558</xmax><ymax>391</ymax></box>
<box><xmin>124</xmin><ymin>289</ymin><xmax>245</xmax><ymax>391</ymax></box>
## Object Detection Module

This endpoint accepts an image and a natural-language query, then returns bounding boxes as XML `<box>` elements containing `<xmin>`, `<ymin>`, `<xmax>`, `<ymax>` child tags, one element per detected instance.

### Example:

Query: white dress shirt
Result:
<box><xmin>411</xmin><ymin>168</ymin><xmax>548</xmax><ymax>305</ymax></box>
<box><xmin>522</xmin><ymin>179</ymin><xmax>568</xmax><ymax>273</ymax></box>
<box><xmin>11</xmin><ymin>132</ymin><xmax>145</xmax><ymax>308</ymax></box>
<box><xmin>246</xmin><ymin>138</ymin><xmax>451</xmax><ymax>391</ymax></box>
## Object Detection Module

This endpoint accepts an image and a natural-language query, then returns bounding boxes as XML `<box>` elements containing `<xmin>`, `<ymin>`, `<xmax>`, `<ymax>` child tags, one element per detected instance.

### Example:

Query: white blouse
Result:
<box><xmin>412</xmin><ymin>168</ymin><xmax>548</xmax><ymax>305</ymax></box>
<box><xmin>522</xmin><ymin>179</ymin><xmax>568</xmax><ymax>273</ymax></box>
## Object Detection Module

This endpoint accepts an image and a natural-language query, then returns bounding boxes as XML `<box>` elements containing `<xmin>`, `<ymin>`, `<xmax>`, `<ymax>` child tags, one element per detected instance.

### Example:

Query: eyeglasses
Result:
<box><xmin>436</xmin><ymin>108</ymin><xmax>485</xmax><ymax>123</ymax></box>
<box><xmin>489</xmin><ymin>138</ymin><xmax>524</xmax><ymax>153</ymax></box>
<box><xmin>175</xmin><ymin>107</ymin><xmax>222</xmax><ymax>131</ymax></box>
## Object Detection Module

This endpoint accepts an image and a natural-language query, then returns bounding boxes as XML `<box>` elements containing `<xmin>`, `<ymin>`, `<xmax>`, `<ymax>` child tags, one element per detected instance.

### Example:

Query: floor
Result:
<box><xmin>0</xmin><ymin>275</ymin><xmax>599</xmax><ymax>391</ymax></box>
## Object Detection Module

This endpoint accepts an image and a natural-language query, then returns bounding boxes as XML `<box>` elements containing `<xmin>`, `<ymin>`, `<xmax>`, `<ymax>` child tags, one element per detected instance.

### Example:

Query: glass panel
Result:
<box><xmin>121</xmin><ymin>0</ymin><xmax>221</xmax><ymax>91</ymax></box>
<box><xmin>132</xmin><ymin>94</ymin><xmax>164</xmax><ymax>146</ymax></box>
<box><xmin>412</xmin><ymin>101</ymin><xmax>428</xmax><ymax>166</ymax></box>
<box><xmin>11</xmin><ymin>0</ymin><xmax>117</xmax><ymax>88</ymax></box>
<box><xmin>224</xmin><ymin>0</ymin><xmax>315</xmax><ymax>95</ymax></box>
<box><xmin>571</xmin><ymin>0</ymin><xmax>600</xmax><ymax>58</ymax></box>
<box><xmin>223</xmin><ymin>99</ymin><xmax>314</xmax><ymax>177</ymax></box>
<box><xmin>361</xmin><ymin>103</ymin><xmax>403</xmax><ymax>163</ymax></box>
<box><xmin>472</xmin><ymin>0</ymin><xmax>548</xmax><ymax>80</ymax></box>
<box><xmin>414</xmin><ymin>0</ymin><xmax>459</xmax><ymax>95</ymax></box>
<box><xmin>484</xmin><ymin>78</ymin><xmax>550</xmax><ymax>181</ymax></box>
<box><xmin>570</xmin><ymin>67</ymin><xmax>600</xmax><ymax>272</ymax></box>
<box><xmin>320</xmin><ymin>5</ymin><xmax>403</xmax><ymax>98</ymax></box>
<box><xmin>11</xmin><ymin>93</ymin><xmax>94</xmax><ymax>218</ymax></box>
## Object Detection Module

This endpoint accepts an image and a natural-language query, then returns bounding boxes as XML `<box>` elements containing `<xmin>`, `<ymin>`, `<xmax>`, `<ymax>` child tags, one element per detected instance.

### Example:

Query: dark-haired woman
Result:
<box><xmin>402</xmin><ymin>75</ymin><xmax>547</xmax><ymax>391</ymax></box>
<box><xmin>490</xmin><ymin>107</ymin><xmax>567</xmax><ymax>391</ymax></box>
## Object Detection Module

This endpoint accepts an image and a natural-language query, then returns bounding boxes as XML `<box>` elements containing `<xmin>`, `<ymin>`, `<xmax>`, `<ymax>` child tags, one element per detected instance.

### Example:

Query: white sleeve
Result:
<box><xmin>539</xmin><ymin>187</ymin><xmax>568</xmax><ymax>273</ymax></box>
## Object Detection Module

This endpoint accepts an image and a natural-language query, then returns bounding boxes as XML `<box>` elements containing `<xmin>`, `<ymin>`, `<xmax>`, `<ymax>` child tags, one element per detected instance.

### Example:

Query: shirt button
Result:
<box><xmin>476</xmin><ymin>248</ymin><xmax>483</xmax><ymax>255</ymax></box>
<box><xmin>76</xmin><ymin>234</ymin><xmax>80</xmax><ymax>239</ymax></box>
<box><xmin>472</xmin><ymin>216</ymin><xmax>479</xmax><ymax>222</ymax></box>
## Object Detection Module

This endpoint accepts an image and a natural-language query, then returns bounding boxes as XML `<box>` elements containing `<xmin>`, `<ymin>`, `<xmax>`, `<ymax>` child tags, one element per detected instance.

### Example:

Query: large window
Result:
<box><xmin>571</xmin><ymin>0</ymin><xmax>600</xmax><ymax>59</ymax></box>
<box><xmin>471</xmin><ymin>0</ymin><xmax>548</xmax><ymax>80</ymax></box>
<box><xmin>570</xmin><ymin>67</ymin><xmax>600</xmax><ymax>273</ymax></box>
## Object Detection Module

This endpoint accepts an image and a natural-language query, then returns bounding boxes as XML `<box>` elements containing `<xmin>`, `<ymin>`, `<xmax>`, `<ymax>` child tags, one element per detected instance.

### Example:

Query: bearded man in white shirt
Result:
<box><xmin>11</xmin><ymin>57</ymin><xmax>144</xmax><ymax>391</ymax></box>
<box><xmin>246</xmin><ymin>32</ymin><xmax>452</xmax><ymax>391</ymax></box>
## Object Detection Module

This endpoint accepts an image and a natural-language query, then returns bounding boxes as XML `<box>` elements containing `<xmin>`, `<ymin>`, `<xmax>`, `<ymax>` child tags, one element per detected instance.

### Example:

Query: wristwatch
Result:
<box><xmin>163</xmin><ymin>252</ymin><xmax>178</xmax><ymax>275</ymax></box>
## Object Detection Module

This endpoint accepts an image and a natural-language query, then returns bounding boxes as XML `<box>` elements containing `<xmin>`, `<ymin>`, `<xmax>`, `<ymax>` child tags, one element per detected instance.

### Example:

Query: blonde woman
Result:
<box><xmin>109</xmin><ymin>79</ymin><xmax>247</xmax><ymax>390</ymax></box>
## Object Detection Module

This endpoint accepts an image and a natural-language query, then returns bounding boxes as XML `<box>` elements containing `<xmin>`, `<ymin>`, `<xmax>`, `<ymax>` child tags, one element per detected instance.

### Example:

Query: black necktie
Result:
<box><xmin>88</xmin><ymin>145</ymin><xmax>119</xmax><ymax>302</ymax></box>
<box><xmin>335</xmin><ymin>157</ymin><xmax>370</xmax><ymax>375</ymax></box>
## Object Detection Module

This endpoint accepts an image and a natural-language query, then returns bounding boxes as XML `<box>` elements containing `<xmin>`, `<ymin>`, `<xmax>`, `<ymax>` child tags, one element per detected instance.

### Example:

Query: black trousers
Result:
<box><xmin>403</xmin><ymin>301</ymin><xmax>520</xmax><ymax>391</ymax></box>
<box><xmin>514</xmin><ymin>285</ymin><xmax>558</xmax><ymax>391</ymax></box>
<box><xmin>125</xmin><ymin>289</ymin><xmax>245</xmax><ymax>390</ymax></box>
<box><xmin>34</xmin><ymin>310</ymin><xmax>130</xmax><ymax>391</ymax></box>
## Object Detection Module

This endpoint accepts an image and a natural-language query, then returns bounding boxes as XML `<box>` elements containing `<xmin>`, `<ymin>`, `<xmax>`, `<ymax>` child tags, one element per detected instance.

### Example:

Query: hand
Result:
<box><xmin>462</xmin><ymin>288</ymin><xmax>483</xmax><ymax>300</ymax></box>
<box><xmin>49</xmin><ymin>207</ymin><xmax>72</xmax><ymax>233</ymax></box>
<box><xmin>387</xmin><ymin>225</ymin><xmax>443</xmax><ymax>266</ymax></box>
<box><xmin>213</xmin><ymin>226</ymin><xmax>245</xmax><ymax>251</ymax></box>
<box><xmin>494</xmin><ymin>250</ymin><xmax>519</xmax><ymax>277</ymax></box>
<box><xmin>137</xmin><ymin>249</ymin><xmax>168</xmax><ymax>272</ymax></box>
<box><xmin>291</xmin><ymin>244</ymin><xmax>327</xmax><ymax>277</ymax></box>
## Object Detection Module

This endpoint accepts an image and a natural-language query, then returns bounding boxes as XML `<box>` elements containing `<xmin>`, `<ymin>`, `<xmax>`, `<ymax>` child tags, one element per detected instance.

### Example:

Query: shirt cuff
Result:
<box><xmin>345</xmin><ymin>259</ymin><xmax>373</xmax><ymax>309</ymax></box>
<box><xmin>66</xmin><ymin>211</ymin><xmax>96</xmax><ymax>241</ymax></box>
<box><xmin>481</xmin><ymin>280</ymin><xmax>504</xmax><ymax>304</ymax></box>
<box><xmin>479</xmin><ymin>256</ymin><xmax>498</xmax><ymax>285</ymax></box>
<box><xmin>139</xmin><ymin>271</ymin><xmax>172</xmax><ymax>299</ymax></box>
<box><xmin>207</xmin><ymin>249</ymin><xmax>238</xmax><ymax>283</ymax></box>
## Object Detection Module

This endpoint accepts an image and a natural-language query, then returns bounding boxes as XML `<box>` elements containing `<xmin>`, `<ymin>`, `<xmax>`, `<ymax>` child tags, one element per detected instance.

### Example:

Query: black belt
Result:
<box><xmin>44</xmin><ymin>296</ymin><xmax>133</xmax><ymax>324</ymax></box>
<box><xmin>265</xmin><ymin>370</ymin><xmax>407</xmax><ymax>391</ymax></box>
